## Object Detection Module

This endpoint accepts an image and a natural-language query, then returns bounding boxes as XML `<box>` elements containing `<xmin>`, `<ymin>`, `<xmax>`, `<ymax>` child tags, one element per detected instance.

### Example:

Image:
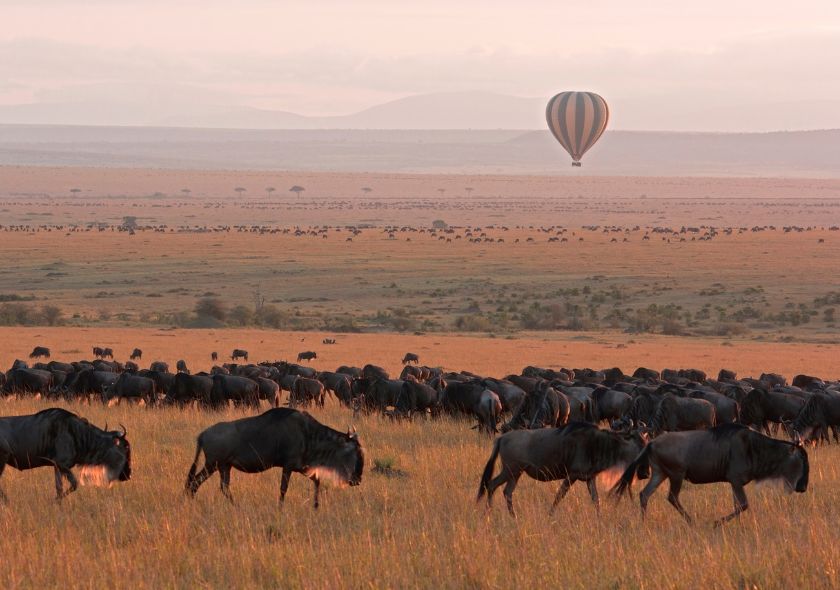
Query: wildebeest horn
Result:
<box><xmin>104</xmin><ymin>422</ymin><xmax>109</xmax><ymax>432</ymax></box>
<box><xmin>119</xmin><ymin>423</ymin><xmax>127</xmax><ymax>437</ymax></box>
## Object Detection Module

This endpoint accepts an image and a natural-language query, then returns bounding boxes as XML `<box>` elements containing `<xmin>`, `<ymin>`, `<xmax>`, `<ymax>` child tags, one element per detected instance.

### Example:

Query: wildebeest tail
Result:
<box><xmin>611</xmin><ymin>444</ymin><xmax>651</xmax><ymax>498</ymax></box>
<box><xmin>477</xmin><ymin>437</ymin><xmax>501</xmax><ymax>500</ymax></box>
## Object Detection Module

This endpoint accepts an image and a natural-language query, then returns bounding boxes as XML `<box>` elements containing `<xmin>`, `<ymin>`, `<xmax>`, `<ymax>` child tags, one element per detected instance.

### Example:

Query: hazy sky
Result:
<box><xmin>3</xmin><ymin>0</ymin><xmax>840</xmax><ymax>130</ymax></box>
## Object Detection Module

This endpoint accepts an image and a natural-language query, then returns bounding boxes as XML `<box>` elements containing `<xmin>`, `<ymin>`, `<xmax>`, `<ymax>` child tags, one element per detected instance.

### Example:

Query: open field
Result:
<box><xmin>2</xmin><ymin>327</ymin><xmax>840</xmax><ymax>588</ymax></box>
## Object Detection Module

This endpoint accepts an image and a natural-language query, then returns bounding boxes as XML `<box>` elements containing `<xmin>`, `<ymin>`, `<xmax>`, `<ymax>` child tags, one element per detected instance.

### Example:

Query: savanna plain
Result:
<box><xmin>2</xmin><ymin>167</ymin><xmax>840</xmax><ymax>588</ymax></box>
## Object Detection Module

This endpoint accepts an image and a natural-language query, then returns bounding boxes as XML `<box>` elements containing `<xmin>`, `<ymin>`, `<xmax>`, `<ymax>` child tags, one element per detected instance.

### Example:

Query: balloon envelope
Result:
<box><xmin>546</xmin><ymin>92</ymin><xmax>609</xmax><ymax>166</ymax></box>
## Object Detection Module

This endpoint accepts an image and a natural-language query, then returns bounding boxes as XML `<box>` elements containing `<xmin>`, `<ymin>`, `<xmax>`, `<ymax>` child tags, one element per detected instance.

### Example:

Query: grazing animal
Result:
<box><xmin>612</xmin><ymin>424</ymin><xmax>809</xmax><ymax>526</ymax></box>
<box><xmin>105</xmin><ymin>373</ymin><xmax>156</xmax><ymax>405</ymax></box>
<box><xmin>29</xmin><ymin>346</ymin><xmax>50</xmax><ymax>359</ymax></box>
<box><xmin>2</xmin><ymin>369</ymin><xmax>53</xmax><ymax>397</ymax></box>
<box><xmin>297</xmin><ymin>351</ymin><xmax>317</xmax><ymax>362</ymax></box>
<box><xmin>149</xmin><ymin>361</ymin><xmax>169</xmax><ymax>373</ymax></box>
<box><xmin>102</xmin><ymin>348</ymin><xmax>114</xmax><ymax>359</ymax></box>
<box><xmin>211</xmin><ymin>352</ymin><xmax>219</xmax><ymax>361</ymax></box>
<box><xmin>648</xmin><ymin>393</ymin><xmax>715</xmax><ymax>435</ymax></box>
<box><xmin>0</xmin><ymin>408</ymin><xmax>131</xmax><ymax>501</ymax></box>
<box><xmin>290</xmin><ymin>377</ymin><xmax>326</xmax><ymax>408</ymax></box>
<box><xmin>401</xmin><ymin>353</ymin><xmax>420</xmax><ymax>365</ymax></box>
<box><xmin>209</xmin><ymin>374</ymin><xmax>260</xmax><ymax>409</ymax></box>
<box><xmin>176</xmin><ymin>359</ymin><xmax>190</xmax><ymax>374</ymax></box>
<box><xmin>185</xmin><ymin>408</ymin><xmax>363</xmax><ymax>508</ymax></box>
<box><xmin>478</xmin><ymin>422</ymin><xmax>645</xmax><ymax>516</ymax></box>
<box><xmin>130</xmin><ymin>348</ymin><xmax>142</xmax><ymax>360</ymax></box>
<box><xmin>475</xmin><ymin>390</ymin><xmax>502</xmax><ymax>435</ymax></box>
<box><xmin>231</xmin><ymin>349</ymin><xmax>249</xmax><ymax>362</ymax></box>
<box><xmin>92</xmin><ymin>346</ymin><xmax>105</xmax><ymax>358</ymax></box>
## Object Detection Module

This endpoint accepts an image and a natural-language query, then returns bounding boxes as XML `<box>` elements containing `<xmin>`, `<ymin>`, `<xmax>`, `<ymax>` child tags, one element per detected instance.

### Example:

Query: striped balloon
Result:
<box><xmin>546</xmin><ymin>91</ymin><xmax>609</xmax><ymax>167</ymax></box>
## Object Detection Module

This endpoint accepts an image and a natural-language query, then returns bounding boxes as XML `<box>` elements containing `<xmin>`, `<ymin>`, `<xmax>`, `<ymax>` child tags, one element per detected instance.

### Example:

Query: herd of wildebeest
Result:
<box><xmin>1</xmin><ymin>344</ymin><xmax>827</xmax><ymax>525</ymax></box>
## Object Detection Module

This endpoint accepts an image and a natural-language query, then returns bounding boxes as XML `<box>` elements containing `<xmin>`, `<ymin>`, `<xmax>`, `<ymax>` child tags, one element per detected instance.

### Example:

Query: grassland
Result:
<box><xmin>2</xmin><ymin>167</ymin><xmax>840</xmax><ymax>588</ymax></box>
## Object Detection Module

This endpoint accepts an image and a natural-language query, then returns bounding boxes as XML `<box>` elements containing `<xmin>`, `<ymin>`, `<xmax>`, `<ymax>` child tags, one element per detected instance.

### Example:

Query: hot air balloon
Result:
<box><xmin>546</xmin><ymin>91</ymin><xmax>609</xmax><ymax>167</ymax></box>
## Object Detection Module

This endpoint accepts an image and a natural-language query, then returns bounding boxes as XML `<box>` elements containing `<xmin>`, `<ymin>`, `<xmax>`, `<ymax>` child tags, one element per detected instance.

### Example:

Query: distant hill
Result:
<box><xmin>0</xmin><ymin>125</ymin><xmax>838</xmax><ymax>177</ymax></box>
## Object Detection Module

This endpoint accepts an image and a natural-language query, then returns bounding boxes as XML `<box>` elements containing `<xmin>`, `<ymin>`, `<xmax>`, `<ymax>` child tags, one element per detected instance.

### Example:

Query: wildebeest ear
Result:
<box><xmin>113</xmin><ymin>437</ymin><xmax>121</xmax><ymax>446</ymax></box>
<box><xmin>793</xmin><ymin>431</ymin><xmax>803</xmax><ymax>447</ymax></box>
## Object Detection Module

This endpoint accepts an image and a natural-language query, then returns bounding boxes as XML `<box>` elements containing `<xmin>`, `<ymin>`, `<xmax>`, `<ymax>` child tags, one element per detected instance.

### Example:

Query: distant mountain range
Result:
<box><xmin>2</xmin><ymin>91</ymin><xmax>840</xmax><ymax>132</ymax></box>
<box><xmin>1</xmin><ymin>125</ymin><xmax>838</xmax><ymax>176</ymax></box>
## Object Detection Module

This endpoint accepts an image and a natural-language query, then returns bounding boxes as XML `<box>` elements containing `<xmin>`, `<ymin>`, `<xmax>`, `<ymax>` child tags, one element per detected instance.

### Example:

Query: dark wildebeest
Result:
<box><xmin>105</xmin><ymin>373</ymin><xmax>156</xmax><ymax>405</ymax></box>
<box><xmin>359</xmin><ymin>378</ymin><xmax>404</xmax><ymax>413</ymax></box>
<box><xmin>362</xmin><ymin>364</ymin><xmax>389</xmax><ymax>381</ymax></box>
<box><xmin>130</xmin><ymin>348</ymin><xmax>143</xmax><ymax>360</ymax></box>
<box><xmin>482</xmin><ymin>378</ymin><xmax>526</xmax><ymax>413</ymax></box>
<box><xmin>502</xmin><ymin>385</ymin><xmax>567</xmax><ymax>432</ymax></box>
<box><xmin>0</xmin><ymin>408</ymin><xmax>131</xmax><ymax>501</ymax></box>
<box><xmin>478</xmin><ymin>422</ymin><xmax>646</xmax><ymax>516</ymax></box>
<box><xmin>149</xmin><ymin>361</ymin><xmax>169</xmax><ymax>373</ymax></box>
<box><xmin>176</xmin><ymin>360</ymin><xmax>189</xmax><ymax>374</ymax></box>
<box><xmin>648</xmin><ymin>393</ymin><xmax>715</xmax><ymax>435</ymax></box>
<box><xmin>211</xmin><ymin>352</ymin><xmax>219</xmax><ymax>361</ymax></box>
<box><xmin>185</xmin><ymin>408</ymin><xmax>363</xmax><ymax>509</ymax></box>
<box><xmin>475</xmin><ymin>390</ymin><xmax>502</xmax><ymax>436</ymax></box>
<box><xmin>210</xmin><ymin>374</ymin><xmax>259</xmax><ymax>409</ymax></box>
<box><xmin>792</xmin><ymin>374</ymin><xmax>824</xmax><ymax>391</ymax></box>
<box><xmin>297</xmin><ymin>351</ymin><xmax>317</xmax><ymax>362</ymax></box>
<box><xmin>256</xmin><ymin>377</ymin><xmax>280</xmax><ymax>407</ymax></box>
<box><xmin>739</xmin><ymin>388</ymin><xmax>806</xmax><ymax>434</ymax></box>
<box><xmin>336</xmin><ymin>365</ymin><xmax>362</xmax><ymax>379</ymax></box>
<box><xmin>718</xmin><ymin>369</ymin><xmax>737</xmax><ymax>381</ymax></box>
<box><xmin>440</xmin><ymin>380</ymin><xmax>486</xmax><ymax>416</ymax></box>
<box><xmin>63</xmin><ymin>369</ymin><xmax>118</xmax><ymax>400</ymax></box>
<box><xmin>318</xmin><ymin>372</ymin><xmax>353</xmax><ymax>402</ymax></box>
<box><xmin>102</xmin><ymin>347</ymin><xmax>114</xmax><ymax>359</ymax></box>
<box><xmin>92</xmin><ymin>346</ymin><xmax>105</xmax><ymax>358</ymax></box>
<box><xmin>124</xmin><ymin>361</ymin><xmax>139</xmax><ymax>373</ymax></box>
<box><xmin>688</xmin><ymin>389</ymin><xmax>739</xmax><ymax>425</ymax></box>
<box><xmin>396</xmin><ymin>379</ymin><xmax>440</xmax><ymax>419</ymax></box>
<box><xmin>791</xmin><ymin>391</ymin><xmax>840</xmax><ymax>443</ymax></box>
<box><xmin>632</xmin><ymin>367</ymin><xmax>660</xmax><ymax>381</ymax></box>
<box><xmin>171</xmin><ymin>373</ymin><xmax>213</xmax><ymax>408</ymax></box>
<box><xmin>290</xmin><ymin>377</ymin><xmax>326</xmax><ymax>408</ymax></box>
<box><xmin>591</xmin><ymin>387</ymin><xmax>633</xmax><ymax>424</ymax></box>
<box><xmin>29</xmin><ymin>346</ymin><xmax>50</xmax><ymax>359</ymax></box>
<box><xmin>613</xmin><ymin>424</ymin><xmax>809</xmax><ymax>526</ymax></box>
<box><xmin>401</xmin><ymin>353</ymin><xmax>419</xmax><ymax>365</ymax></box>
<box><xmin>2</xmin><ymin>369</ymin><xmax>53</xmax><ymax>397</ymax></box>
<box><xmin>231</xmin><ymin>349</ymin><xmax>249</xmax><ymax>362</ymax></box>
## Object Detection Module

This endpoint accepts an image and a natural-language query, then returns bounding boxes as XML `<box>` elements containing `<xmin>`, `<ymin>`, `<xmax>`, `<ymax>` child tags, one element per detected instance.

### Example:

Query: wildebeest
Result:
<box><xmin>0</xmin><ymin>408</ymin><xmax>131</xmax><ymax>501</ymax></box>
<box><xmin>209</xmin><ymin>374</ymin><xmax>259</xmax><ymax>409</ymax></box>
<box><xmin>170</xmin><ymin>373</ymin><xmax>213</xmax><ymax>408</ymax></box>
<box><xmin>396</xmin><ymin>379</ymin><xmax>440</xmax><ymax>419</ymax></box>
<box><xmin>475</xmin><ymin>390</ymin><xmax>502</xmax><ymax>435</ymax></box>
<box><xmin>231</xmin><ymin>349</ymin><xmax>249</xmax><ymax>361</ymax></box>
<box><xmin>739</xmin><ymin>388</ymin><xmax>806</xmax><ymax>434</ymax></box>
<box><xmin>185</xmin><ymin>408</ymin><xmax>363</xmax><ymax>508</ymax></box>
<box><xmin>502</xmin><ymin>385</ymin><xmax>567</xmax><ymax>431</ymax></box>
<box><xmin>176</xmin><ymin>359</ymin><xmax>189</xmax><ymax>374</ymax></box>
<box><xmin>362</xmin><ymin>364</ymin><xmax>389</xmax><ymax>381</ymax></box>
<box><xmin>29</xmin><ymin>346</ymin><xmax>50</xmax><ymax>359</ymax></box>
<box><xmin>297</xmin><ymin>351</ymin><xmax>317</xmax><ymax>362</ymax></box>
<box><xmin>63</xmin><ymin>369</ymin><xmax>118</xmax><ymax>399</ymax></box>
<box><xmin>401</xmin><ymin>352</ymin><xmax>419</xmax><ymax>365</ymax></box>
<box><xmin>2</xmin><ymin>368</ymin><xmax>53</xmax><ymax>397</ymax></box>
<box><xmin>149</xmin><ymin>361</ymin><xmax>169</xmax><ymax>373</ymax></box>
<box><xmin>613</xmin><ymin>424</ymin><xmax>809</xmax><ymax>525</ymax></box>
<box><xmin>100</xmin><ymin>347</ymin><xmax>114</xmax><ymax>359</ymax></box>
<box><xmin>648</xmin><ymin>393</ymin><xmax>716</xmax><ymax>435</ymax></box>
<box><xmin>130</xmin><ymin>348</ymin><xmax>143</xmax><ymax>360</ymax></box>
<box><xmin>478</xmin><ymin>422</ymin><xmax>646</xmax><ymax>516</ymax></box>
<box><xmin>211</xmin><ymin>351</ymin><xmax>219</xmax><ymax>361</ymax></box>
<box><xmin>336</xmin><ymin>365</ymin><xmax>362</xmax><ymax>379</ymax></box>
<box><xmin>791</xmin><ymin>391</ymin><xmax>840</xmax><ymax>442</ymax></box>
<box><xmin>290</xmin><ymin>377</ymin><xmax>325</xmax><ymax>408</ymax></box>
<box><xmin>105</xmin><ymin>372</ymin><xmax>156</xmax><ymax>405</ymax></box>
<box><xmin>591</xmin><ymin>386</ymin><xmax>633</xmax><ymax>424</ymax></box>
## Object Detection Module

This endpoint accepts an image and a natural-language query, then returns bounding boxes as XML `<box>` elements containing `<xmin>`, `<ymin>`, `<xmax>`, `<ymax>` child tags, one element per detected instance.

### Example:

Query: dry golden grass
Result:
<box><xmin>1</xmin><ymin>328</ymin><xmax>840</xmax><ymax>588</ymax></box>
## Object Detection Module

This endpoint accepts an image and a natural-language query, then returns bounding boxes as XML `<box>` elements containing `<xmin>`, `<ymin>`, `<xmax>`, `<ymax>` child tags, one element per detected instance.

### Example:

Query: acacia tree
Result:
<box><xmin>234</xmin><ymin>187</ymin><xmax>246</xmax><ymax>197</ymax></box>
<box><xmin>265</xmin><ymin>187</ymin><xmax>276</xmax><ymax>197</ymax></box>
<box><xmin>181</xmin><ymin>188</ymin><xmax>191</xmax><ymax>196</ymax></box>
<box><xmin>361</xmin><ymin>187</ymin><xmax>372</xmax><ymax>195</ymax></box>
<box><xmin>289</xmin><ymin>185</ymin><xmax>305</xmax><ymax>197</ymax></box>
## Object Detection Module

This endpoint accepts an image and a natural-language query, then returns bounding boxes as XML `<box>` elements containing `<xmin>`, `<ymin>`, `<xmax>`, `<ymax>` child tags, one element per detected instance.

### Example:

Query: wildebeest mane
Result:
<box><xmin>556</xmin><ymin>422</ymin><xmax>637</xmax><ymax>471</ymax></box>
<box><xmin>36</xmin><ymin>408</ymin><xmax>120</xmax><ymax>465</ymax></box>
<box><xmin>792</xmin><ymin>394</ymin><xmax>826</xmax><ymax>432</ymax></box>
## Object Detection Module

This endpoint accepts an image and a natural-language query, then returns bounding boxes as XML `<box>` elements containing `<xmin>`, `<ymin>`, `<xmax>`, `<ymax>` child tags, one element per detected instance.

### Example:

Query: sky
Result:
<box><xmin>2</xmin><ymin>0</ymin><xmax>840</xmax><ymax>130</ymax></box>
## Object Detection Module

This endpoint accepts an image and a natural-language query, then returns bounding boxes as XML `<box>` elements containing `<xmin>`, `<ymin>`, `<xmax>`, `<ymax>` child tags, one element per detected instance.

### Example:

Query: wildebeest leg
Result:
<box><xmin>0</xmin><ymin>460</ymin><xmax>7</xmax><ymax>503</ymax></box>
<box><xmin>503</xmin><ymin>473</ymin><xmax>521</xmax><ymax>517</ymax></box>
<box><xmin>279</xmin><ymin>468</ymin><xmax>292</xmax><ymax>504</ymax></box>
<box><xmin>189</xmin><ymin>464</ymin><xmax>217</xmax><ymax>495</ymax></box>
<box><xmin>714</xmin><ymin>483</ymin><xmax>748</xmax><ymax>527</ymax></box>
<box><xmin>639</xmin><ymin>470</ymin><xmax>666</xmax><ymax>517</ymax></box>
<box><xmin>586</xmin><ymin>479</ymin><xmax>600</xmax><ymax>510</ymax></box>
<box><xmin>666</xmin><ymin>476</ymin><xmax>692</xmax><ymax>524</ymax></box>
<box><xmin>219</xmin><ymin>466</ymin><xmax>234</xmax><ymax>504</ymax></box>
<box><xmin>549</xmin><ymin>478</ymin><xmax>572</xmax><ymax>514</ymax></box>
<box><xmin>54</xmin><ymin>467</ymin><xmax>65</xmax><ymax>500</ymax></box>
<box><xmin>312</xmin><ymin>478</ymin><xmax>321</xmax><ymax>510</ymax></box>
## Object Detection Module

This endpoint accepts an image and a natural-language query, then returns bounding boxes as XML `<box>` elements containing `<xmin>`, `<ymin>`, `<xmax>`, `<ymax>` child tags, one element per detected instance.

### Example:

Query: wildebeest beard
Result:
<box><xmin>303</xmin><ymin>434</ymin><xmax>364</xmax><ymax>487</ymax></box>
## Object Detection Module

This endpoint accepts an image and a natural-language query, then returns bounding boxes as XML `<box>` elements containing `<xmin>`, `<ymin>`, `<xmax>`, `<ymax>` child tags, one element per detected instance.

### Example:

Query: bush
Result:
<box><xmin>454</xmin><ymin>314</ymin><xmax>494</xmax><ymax>332</ymax></box>
<box><xmin>228</xmin><ymin>305</ymin><xmax>254</xmax><ymax>326</ymax></box>
<box><xmin>195</xmin><ymin>297</ymin><xmax>227</xmax><ymax>322</ymax></box>
<box><xmin>255</xmin><ymin>304</ymin><xmax>289</xmax><ymax>329</ymax></box>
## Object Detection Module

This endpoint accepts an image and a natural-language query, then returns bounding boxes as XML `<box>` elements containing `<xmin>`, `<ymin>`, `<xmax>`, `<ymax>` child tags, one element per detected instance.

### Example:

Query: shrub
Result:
<box><xmin>195</xmin><ymin>297</ymin><xmax>227</xmax><ymax>322</ymax></box>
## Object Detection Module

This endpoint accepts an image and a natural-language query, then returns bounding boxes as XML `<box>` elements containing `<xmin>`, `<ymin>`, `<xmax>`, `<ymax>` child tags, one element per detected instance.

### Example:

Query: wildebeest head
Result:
<box><xmin>82</xmin><ymin>424</ymin><xmax>132</xmax><ymax>485</ymax></box>
<box><xmin>781</xmin><ymin>437</ymin><xmax>809</xmax><ymax>494</ymax></box>
<box><xmin>306</xmin><ymin>428</ymin><xmax>364</xmax><ymax>487</ymax></box>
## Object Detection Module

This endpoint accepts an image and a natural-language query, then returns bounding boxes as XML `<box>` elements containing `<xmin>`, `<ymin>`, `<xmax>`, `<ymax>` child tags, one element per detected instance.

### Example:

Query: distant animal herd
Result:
<box><xmin>3</xmin><ymin>344</ymin><xmax>831</xmax><ymax>524</ymax></box>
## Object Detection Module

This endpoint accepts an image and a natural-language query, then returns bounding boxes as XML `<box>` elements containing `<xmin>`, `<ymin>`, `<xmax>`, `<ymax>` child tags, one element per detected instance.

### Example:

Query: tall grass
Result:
<box><xmin>0</xmin><ymin>396</ymin><xmax>837</xmax><ymax>588</ymax></box>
